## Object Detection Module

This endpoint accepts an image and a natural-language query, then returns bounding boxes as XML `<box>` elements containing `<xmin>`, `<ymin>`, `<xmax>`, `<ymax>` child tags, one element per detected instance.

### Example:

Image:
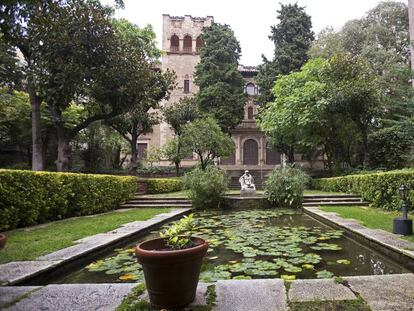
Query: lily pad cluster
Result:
<box><xmin>86</xmin><ymin>248</ymin><xmax>143</xmax><ymax>281</ymax></box>
<box><xmin>84</xmin><ymin>209</ymin><xmax>350</xmax><ymax>282</ymax></box>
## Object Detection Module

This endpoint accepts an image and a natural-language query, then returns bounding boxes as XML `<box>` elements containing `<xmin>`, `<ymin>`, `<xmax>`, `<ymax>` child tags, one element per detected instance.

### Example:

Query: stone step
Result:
<box><xmin>303</xmin><ymin>201</ymin><xmax>369</xmax><ymax>207</ymax></box>
<box><xmin>303</xmin><ymin>194</ymin><xmax>358</xmax><ymax>199</ymax></box>
<box><xmin>304</xmin><ymin>197</ymin><xmax>364</xmax><ymax>202</ymax></box>
<box><xmin>119</xmin><ymin>203</ymin><xmax>192</xmax><ymax>208</ymax></box>
<box><xmin>128</xmin><ymin>199</ymin><xmax>190</xmax><ymax>204</ymax></box>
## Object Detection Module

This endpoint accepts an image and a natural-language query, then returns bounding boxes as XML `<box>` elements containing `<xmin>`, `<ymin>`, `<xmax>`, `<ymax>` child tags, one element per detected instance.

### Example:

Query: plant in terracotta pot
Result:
<box><xmin>0</xmin><ymin>234</ymin><xmax>7</xmax><ymax>250</ymax></box>
<box><xmin>135</xmin><ymin>214</ymin><xmax>208</xmax><ymax>309</ymax></box>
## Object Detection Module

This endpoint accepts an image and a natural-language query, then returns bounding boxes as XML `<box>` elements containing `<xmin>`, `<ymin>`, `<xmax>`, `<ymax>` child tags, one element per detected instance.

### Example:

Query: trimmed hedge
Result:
<box><xmin>314</xmin><ymin>169</ymin><xmax>414</xmax><ymax>211</ymax></box>
<box><xmin>0</xmin><ymin>169</ymin><xmax>137</xmax><ymax>231</ymax></box>
<box><xmin>142</xmin><ymin>178</ymin><xmax>182</xmax><ymax>194</ymax></box>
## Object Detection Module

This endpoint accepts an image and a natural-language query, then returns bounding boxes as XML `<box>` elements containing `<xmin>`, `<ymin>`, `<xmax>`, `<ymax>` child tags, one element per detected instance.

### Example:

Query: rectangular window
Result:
<box><xmin>137</xmin><ymin>143</ymin><xmax>147</xmax><ymax>160</ymax></box>
<box><xmin>184</xmin><ymin>80</ymin><xmax>190</xmax><ymax>93</ymax></box>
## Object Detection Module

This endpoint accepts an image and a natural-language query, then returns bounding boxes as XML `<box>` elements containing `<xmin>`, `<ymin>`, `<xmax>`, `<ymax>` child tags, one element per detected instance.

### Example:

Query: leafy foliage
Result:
<box><xmin>181</xmin><ymin>117</ymin><xmax>235</xmax><ymax>170</ymax></box>
<box><xmin>182</xmin><ymin>166</ymin><xmax>228</xmax><ymax>209</ymax></box>
<box><xmin>264</xmin><ymin>167</ymin><xmax>310</xmax><ymax>208</ymax></box>
<box><xmin>142</xmin><ymin>178</ymin><xmax>182</xmax><ymax>194</ymax></box>
<box><xmin>160</xmin><ymin>214</ymin><xmax>195</xmax><ymax>249</ymax></box>
<box><xmin>194</xmin><ymin>23</ymin><xmax>246</xmax><ymax>130</ymax></box>
<box><xmin>314</xmin><ymin>168</ymin><xmax>414</xmax><ymax>211</ymax></box>
<box><xmin>368</xmin><ymin>122</ymin><xmax>414</xmax><ymax>169</ymax></box>
<box><xmin>258</xmin><ymin>54</ymin><xmax>381</xmax><ymax>170</ymax></box>
<box><xmin>0</xmin><ymin>169</ymin><xmax>136</xmax><ymax>231</ymax></box>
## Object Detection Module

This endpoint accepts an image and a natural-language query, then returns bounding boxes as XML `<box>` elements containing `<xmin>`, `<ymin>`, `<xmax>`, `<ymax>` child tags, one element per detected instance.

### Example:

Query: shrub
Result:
<box><xmin>182</xmin><ymin>166</ymin><xmax>228</xmax><ymax>209</ymax></box>
<box><xmin>143</xmin><ymin>178</ymin><xmax>182</xmax><ymax>194</ymax></box>
<box><xmin>0</xmin><ymin>169</ymin><xmax>136</xmax><ymax>231</ymax></box>
<box><xmin>265</xmin><ymin>167</ymin><xmax>310</xmax><ymax>208</ymax></box>
<box><xmin>314</xmin><ymin>169</ymin><xmax>414</xmax><ymax>211</ymax></box>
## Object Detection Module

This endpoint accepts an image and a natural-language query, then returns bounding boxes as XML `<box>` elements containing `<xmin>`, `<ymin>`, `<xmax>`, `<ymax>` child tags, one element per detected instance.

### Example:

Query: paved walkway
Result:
<box><xmin>1</xmin><ymin>274</ymin><xmax>413</xmax><ymax>311</ymax></box>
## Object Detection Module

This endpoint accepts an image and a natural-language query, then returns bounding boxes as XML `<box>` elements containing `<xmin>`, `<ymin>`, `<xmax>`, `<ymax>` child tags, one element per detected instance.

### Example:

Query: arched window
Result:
<box><xmin>247</xmin><ymin>106</ymin><xmax>254</xmax><ymax>120</ymax></box>
<box><xmin>196</xmin><ymin>36</ymin><xmax>204</xmax><ymax>53</ymax></box>
<box><xmin>246</xmin><ymin>83</ymin><xmax>256</xmax><ymax>96</ymax></box>
<box><xmin>243</xmin><ymin>139</ymin><xmax>258</xmax><ymax>165</ymax></box>
<box><xmin>170</xmin><ymin>35</ymin><xmax>179</xmax><ymax>52</ymax></box>
<box><xmin>183</xmin><ymin>35</ymin><xmax>192</xmax><ymax>53</ymax></box>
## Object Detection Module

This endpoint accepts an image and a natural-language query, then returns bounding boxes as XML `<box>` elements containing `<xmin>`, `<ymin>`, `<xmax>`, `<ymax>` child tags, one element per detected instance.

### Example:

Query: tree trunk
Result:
<box><xmin>361</xmin><ymin>128</ymin><xmax>369</xmax><ymax>167</ymax></box>
<box><xmin>130</xmin><ymin>132</ymin><xmax>138</xmax><ymax>171</ymax></box>
<box><xmin>286</xmin><ymin>146</ymin><xmax>295</xmax><ymax>164</ymax></box>
<box><xmin>174</xmin><ymin>161</ymin><xmax>180</xmax><ymax>176</ymax></box>
<box><xmin>29</xmin><ymin>89</ymin><xmax>44</xmax><ymax>171</ymax></box>
<box><xmin>56</xmin><ymin>124</ymin><xmax>71</xmax><ymax>172</ymax></box>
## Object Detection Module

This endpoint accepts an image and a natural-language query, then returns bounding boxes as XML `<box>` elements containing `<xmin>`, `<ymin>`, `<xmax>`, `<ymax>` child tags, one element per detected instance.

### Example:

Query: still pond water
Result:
<box><xmin>57</xmin><ymin>209</ymin><xmax>409</xmax><ymax>283</ymax></box>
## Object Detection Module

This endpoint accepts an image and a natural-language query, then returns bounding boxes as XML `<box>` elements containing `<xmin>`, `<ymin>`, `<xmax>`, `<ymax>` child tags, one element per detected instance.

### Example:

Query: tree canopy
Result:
<box><xmin>256</xmin><ymin>3</ymin><xmax>314</xmax><ymax>105</ymax></box>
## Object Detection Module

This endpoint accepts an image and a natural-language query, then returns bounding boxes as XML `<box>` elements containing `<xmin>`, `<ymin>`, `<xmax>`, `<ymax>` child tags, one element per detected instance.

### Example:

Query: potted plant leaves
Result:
<box><xmin>0</xmin><ymin>234</ymin><xmax>7</xmax><ymax>250</ymax></box>
<box><xmin>135</xmin><ymin>214</ymin><xmax>208</xmax><ymax>309</ymax></box>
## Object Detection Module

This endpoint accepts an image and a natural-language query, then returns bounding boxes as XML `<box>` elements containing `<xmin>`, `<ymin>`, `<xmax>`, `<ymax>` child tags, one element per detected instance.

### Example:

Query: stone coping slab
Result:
<box><xmin>0</xmin><ymin>208</ymin><xmax>191</xmax><ymax>286</ymax></box>
<box><xmin>304</xmin><ymin>207</ymin><xmax>414</xmax><ymax>264</ymax></box>
<box><xmin>288</xmin><ymin>279</ymin><xmax>356</xmax><ymax>302</ymax></box>
<box><xmin>2</xmin><ymin>275</ymin><xmax>414</xmax><ymax>310</ymax></box>
<box><xmin>214</xmin><ymin>279</ymin><xmax>288</xmax><ymax>311</ymax></box>
<box><xmin>345</xmin><ymin>274</ymin><xmax>414</xmax><ymax>311</ymax></box>
<box><xmin>3</xmin><ymin>284</ymin><xmax>135</xmax><ymax>311</ymax></box>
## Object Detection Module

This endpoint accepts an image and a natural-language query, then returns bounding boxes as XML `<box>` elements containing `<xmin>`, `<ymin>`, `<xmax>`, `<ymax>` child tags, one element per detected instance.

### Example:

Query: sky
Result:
<box><xmin>103</xmin><ymin>0</ymin><xmax>406</xmax><ymax>66</ymax></box>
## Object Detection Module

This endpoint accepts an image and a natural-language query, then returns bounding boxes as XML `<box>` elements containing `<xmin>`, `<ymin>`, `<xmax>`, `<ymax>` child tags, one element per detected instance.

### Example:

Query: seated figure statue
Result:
<box><xmin>239</xmin><ymin>170</ymin><xmax>256</xmax><ymax>196</ymax></box>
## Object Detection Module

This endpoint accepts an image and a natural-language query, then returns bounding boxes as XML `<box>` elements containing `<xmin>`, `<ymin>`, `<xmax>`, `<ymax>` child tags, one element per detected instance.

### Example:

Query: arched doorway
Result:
<box><xmin>243</xmin><ymin>139</ymin><xmax>258</xmax><ymax>165</ymax></box>
<box><xmin>266</xmin><ymin>143</ymin><xmax>281</xmax><ymax>165</ymax></box>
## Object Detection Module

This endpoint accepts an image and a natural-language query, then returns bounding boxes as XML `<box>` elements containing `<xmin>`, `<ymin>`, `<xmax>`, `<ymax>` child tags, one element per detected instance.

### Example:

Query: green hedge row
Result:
<box><xmin>0</xmin><ymin>169</ymin><xmax>137</xmax><ymax>231</ymax></box>
<box><xmin>142</xmin><ymin>178</ymin><xmax>182</xmax><ymax>194</ymax></box>
<box><xmin>314</xmin><ymin>169</ymin><xmax>414</xmax><ymax>211</ymax></box>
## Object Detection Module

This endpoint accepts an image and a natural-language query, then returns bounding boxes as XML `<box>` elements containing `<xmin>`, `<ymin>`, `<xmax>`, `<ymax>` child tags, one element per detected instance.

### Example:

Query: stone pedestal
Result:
<box><xmin>392</xmin><ymin>217</ymin><xmax>413</xmax><ymax>235</ymax></box>
<box><xmin>240</xmin><ymin>189</ymin><xmax>256</xmax><ymax>197</ymax></box>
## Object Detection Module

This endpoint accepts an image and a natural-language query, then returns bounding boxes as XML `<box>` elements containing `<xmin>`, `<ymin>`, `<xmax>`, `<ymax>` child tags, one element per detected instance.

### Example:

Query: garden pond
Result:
<box><xmin>56</xmin><ymin>209</ymin><xmax>410</xmax><ymax>283</ymax></box>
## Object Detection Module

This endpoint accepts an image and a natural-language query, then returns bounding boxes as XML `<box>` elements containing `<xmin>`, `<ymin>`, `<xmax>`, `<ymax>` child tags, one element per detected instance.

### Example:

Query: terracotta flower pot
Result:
<box><xmin>135</xmin><ymin>237</ymin><xmax>208</xmax><ymax>309</ymax></box>
<box><xmin>0</xmin><ymin>234</ymin><xmax>7</xmax><ymax>250</ymax></box>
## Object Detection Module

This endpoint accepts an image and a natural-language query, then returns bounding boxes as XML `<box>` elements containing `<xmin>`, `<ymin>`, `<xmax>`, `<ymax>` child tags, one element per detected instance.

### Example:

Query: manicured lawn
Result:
<box><xmin>0</xmin><ymin>208</ymin><xmax>170</xmax><ymax>264</ymax></box>
<box><xmin>319</xmin><ymin>206</ymin><xmax>414</xmax><ymax>243</ymax></box>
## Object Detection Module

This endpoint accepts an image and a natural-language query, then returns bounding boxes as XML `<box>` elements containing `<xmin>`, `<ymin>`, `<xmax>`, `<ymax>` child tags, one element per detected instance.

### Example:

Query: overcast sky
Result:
<box><xmin>104</xmin><ymin>0</ymin><xmax>406</xmax><ymax>66</ymax></box>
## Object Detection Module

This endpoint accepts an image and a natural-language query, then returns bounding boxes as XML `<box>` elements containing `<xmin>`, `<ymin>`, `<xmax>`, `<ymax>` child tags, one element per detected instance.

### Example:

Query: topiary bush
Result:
<box><xmin>143</xmin><ymin>178</ymin><xmax>182</xmax><ymax>194</ymax></box>
<box><xmin>182</xmin><ymin>166</ymin><xmax>228</xmax><ymax>209</ymax></box>
<box><xmin>0</xmin><ymin>169</ymin><xmax>137</xmax><ymax>231</ymax></box>
<box><xmin>265</xmin><ymin>167</ymin><xmax>310</xmax><ymax>208</ymax></box>
<box><xmin>314</xmin><ymin>169</ymin><xmax>414</xmax><ymax>211</ymax></box>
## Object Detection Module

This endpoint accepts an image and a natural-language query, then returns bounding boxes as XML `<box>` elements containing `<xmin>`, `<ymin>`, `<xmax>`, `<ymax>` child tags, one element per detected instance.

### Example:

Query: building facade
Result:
<box><xmin>139</xmin><ymin>14</ymin><xmax>323</xmax><ymax>184</ymax></box>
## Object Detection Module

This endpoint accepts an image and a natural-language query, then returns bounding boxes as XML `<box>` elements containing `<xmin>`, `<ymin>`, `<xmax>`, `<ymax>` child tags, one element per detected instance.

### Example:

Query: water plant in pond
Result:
<box><xmin>85</xmin><ymin>209</ymin><xmax>351</xmax><ymax>282</ymax></box>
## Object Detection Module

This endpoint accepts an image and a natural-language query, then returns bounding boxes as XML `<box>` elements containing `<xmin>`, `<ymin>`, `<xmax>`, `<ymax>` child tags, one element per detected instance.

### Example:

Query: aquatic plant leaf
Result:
<box><xmin>316</xmin><ymin>270</ymin><xmax>334</xmax><ymax>279</ymax></box>
<box><xmin>336</xmin><ymin>259</ymin><xmax>351</xmax><ymax>265</ymax></box>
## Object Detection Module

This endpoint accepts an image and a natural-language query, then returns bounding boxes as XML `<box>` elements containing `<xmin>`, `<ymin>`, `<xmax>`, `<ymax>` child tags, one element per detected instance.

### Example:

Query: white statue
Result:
<box><xmin>239</xmin><ymin>170</ymin><xmax>256</xmax><ymax>191</ymax></box>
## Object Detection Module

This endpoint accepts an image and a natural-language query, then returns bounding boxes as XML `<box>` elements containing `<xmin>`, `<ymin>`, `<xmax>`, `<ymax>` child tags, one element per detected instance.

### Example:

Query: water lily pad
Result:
<box><xmin>336</xmin><ymin>259</ymin><xmax>351</xmax><ymax>265</ymax></box>
<box><xmin>281</xmin><ymin>275</ymin><xmax>296</xmax><ymax>281</ymax></box>
<box><xmin>316</xmin><ymin>270</ymin><xmax>334</xmax><ymax>279</ymax></box>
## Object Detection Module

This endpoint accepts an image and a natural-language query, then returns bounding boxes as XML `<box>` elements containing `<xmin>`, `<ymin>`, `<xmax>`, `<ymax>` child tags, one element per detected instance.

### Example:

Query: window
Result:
<box><xmin>170</xmin><ymin>35</ymin><xmax>179</xmax><ymax>52</ymax></box>
<box><xmin>196</xmin><ymin>36</ymin><xmax>204</xmax><ymax>53</ymax></box>
<box><xmin>184</xmin><ymin>80</ymin><xmax>190</xmax><ymax>93</ymax></box>
<box><xmin>183</xmin><ymin>35</ymin><xmax>192</xmax><ymax>53</ymax></box>
<box><xmin>246</xmin><ymin>83</ymin><xmax>256</xmax><ymax>96</ymax></box>
<box><xmin>247</xmin><ymin>106</ymin><xmax>254</xmax><ymax>120</ymax></box>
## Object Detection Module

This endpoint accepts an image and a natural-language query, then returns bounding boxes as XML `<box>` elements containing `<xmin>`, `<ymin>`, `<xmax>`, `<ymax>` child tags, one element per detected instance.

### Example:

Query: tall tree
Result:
<box><xmin>182</xmin><ymin>117</ymin><xmax>235</xmax><ymax>170</ymax></box>
<box><xmin>162</xmin><ymin>97</ymin><xmax>199</xmax><ymax>175</ymax></box>
<box><xmin>107</xmin><ymin>19</ymin><xmax>176</xmax><ymax>171</ymax></box>
<box><xmin>194</xmin><ymin>23</ymin><xmax>246</xmax><ymax>131</ymax></box>
<box><xmin>256</xmin><ymin>3</ymin><xmax>314</xmax><ymax>105</ymax></box>
<box><xmin>1</xmin><ymin>1</ymin><xmax>51</xmax><ymax>170</ymax></box>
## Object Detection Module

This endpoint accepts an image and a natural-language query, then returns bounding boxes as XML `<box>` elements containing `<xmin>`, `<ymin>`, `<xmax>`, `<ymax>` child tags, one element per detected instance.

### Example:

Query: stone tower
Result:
<box><xmin>139</xmin><ymin>15</ymin><xmax>213</xmax><ymax>163</ymax></box>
